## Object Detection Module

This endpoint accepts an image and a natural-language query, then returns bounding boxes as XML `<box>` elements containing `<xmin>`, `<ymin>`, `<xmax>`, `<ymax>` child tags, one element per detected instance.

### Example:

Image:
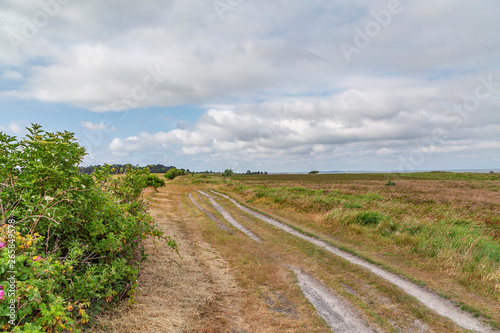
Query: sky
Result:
<box><xmin>1</xmin><ymin>0</ymin><xmax>499</xmax><ymax>173</ymax></box>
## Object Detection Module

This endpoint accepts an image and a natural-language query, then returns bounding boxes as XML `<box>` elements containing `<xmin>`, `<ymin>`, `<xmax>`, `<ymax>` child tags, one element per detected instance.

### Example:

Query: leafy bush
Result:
<box><xmin>0</xmin><ymin>124</ymin><xmax>176</xmax><ymax>332</ymax></box>
<box><xmin>385</xmin><ymin>180</ymin><xmax>396</xmax><ymax>186</ymax></box>
<box><xmin>146</xmin><ymin>174</ymin><xmax>165</xmax><ymax>190</ymax></box>
<box><xmin>309</xmin><ymin>170</ymin><xmax>319</xmax><ymax>174</ymax></box>
<box><xmin>164</xmin><ymin>168</ymin><xmax>185</xmax><ymax>180</ymax></box>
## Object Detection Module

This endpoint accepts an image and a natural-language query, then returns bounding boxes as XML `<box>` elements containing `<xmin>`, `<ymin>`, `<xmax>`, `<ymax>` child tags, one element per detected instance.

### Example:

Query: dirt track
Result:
<box><xmin>289</xmin><ymin>266</ymin><xmax>375</xmax><ymax>333</ymax></box>
<box><xmin>198</xmin><ymin>190</ymin><xmax>261</xmax><ymax>242</ymax></box>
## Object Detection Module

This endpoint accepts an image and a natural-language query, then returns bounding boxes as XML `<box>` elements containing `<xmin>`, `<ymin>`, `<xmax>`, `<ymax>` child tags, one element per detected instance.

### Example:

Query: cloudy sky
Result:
<box><xmin>1</xmin><ymin>0</ymin><xmax>499</xmax><ymax>172</ymax></box>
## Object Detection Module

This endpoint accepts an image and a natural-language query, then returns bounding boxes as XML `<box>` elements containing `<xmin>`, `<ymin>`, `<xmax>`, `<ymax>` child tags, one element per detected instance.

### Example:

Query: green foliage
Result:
<box><xmin>385</xmin><ymin>180</ymin><xmax>396</xmax><ymax>186</ymax></box>
<box><xmin>351</xmin><ymin>211</ymin><xmax>386</xmax><ymax>226</ymax></box>
<box><xmin>0</xmin><ymin>124</ymin><xmax>176</xmax><ymax>332</ymax></box>
<box><xmin>221</xmin><ymin>169</ymin><xmax>234</xmax><ymax>179</ymax></box>
<box><xmin>244</xmin><ymin>185</ymin><xmax>381</xmax><ymax>213</ymax></box>
<box><xmin>309</xmin><ymin>170</ymin><xmax>319</xmax><ymax>174</ymax></box>
<box><xmin>412</xmin><ymin>219</ymin><xmax>500</xmax><ymax>263</ymax></box>
<box><xmin>146</xmin><ymin>174</ymin><xmax>166</xmax><ymax>189</ymax></box>
<box><xmin>343</xmin><ymin>202</ymin><xmax>361</xmax><ymax>209</ymax></box>
<box><xmin>164</xmin><ymin>168</ymin><xmax>185</xmax><ymax>180</ymax></box>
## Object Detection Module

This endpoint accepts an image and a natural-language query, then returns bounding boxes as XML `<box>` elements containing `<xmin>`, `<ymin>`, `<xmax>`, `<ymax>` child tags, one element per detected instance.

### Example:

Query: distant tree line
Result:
<box><xmin>245</xmin><ymin>170</ymin><xmax>268</xmax><ymax>175</ymax></box>
<box><xmin>79</xmin><ymin>163</ymin><xmax>176</xmax><ymax>175</ymax></box>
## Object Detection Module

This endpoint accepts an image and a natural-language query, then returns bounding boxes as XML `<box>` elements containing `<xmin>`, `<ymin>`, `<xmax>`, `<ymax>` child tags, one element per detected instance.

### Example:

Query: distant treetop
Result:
<box><xmin>79</xmin><ymin>163</ymin><xmax>175</xmax><ymax>175</ymax></box>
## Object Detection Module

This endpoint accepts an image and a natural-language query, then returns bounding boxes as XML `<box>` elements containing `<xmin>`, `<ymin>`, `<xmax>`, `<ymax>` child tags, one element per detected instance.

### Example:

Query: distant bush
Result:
<box><xmin>309</xmin><ymin>170</ymin><xmax>319</xmax><ymax>174</ymax></box>
<box><xmin>222</xmin><ymin>169</ymin><xmax>234</xmax><ymax>179</ymax></box>
<box><xmin>385</xmin><ymin>180</ymin><xmax>396</xmax><ymax>186</ymax></box>
<box><xmin>164</xmin><ymin>168</ymin><xmax>185</xmax><ymax>180</ymax></box>
<box><xmin>146</xmin><ymin>174</ymin><xmax>165</xmax><ymax>189</ymax></box>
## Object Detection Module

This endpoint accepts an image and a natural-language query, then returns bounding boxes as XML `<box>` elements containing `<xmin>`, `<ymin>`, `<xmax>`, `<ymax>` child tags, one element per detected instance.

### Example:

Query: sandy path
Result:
<box><xmin>188</xmin><ymin>192</ymin><xmax>231</xmax><ymax>232</ymax></box>
<box><xmin>212</xmin><ymin>190</ymin><xmax>496</xmax><ymax>333</ymax></box>
<box><xmin>197</xmin><ymin>190</ymin><xmax>262</xmax><ymax>243</ymax></box>
<box><xmin>289</xmin><ymin>266</ymin><xmax>375</xmax><ymax>333</ymax></box>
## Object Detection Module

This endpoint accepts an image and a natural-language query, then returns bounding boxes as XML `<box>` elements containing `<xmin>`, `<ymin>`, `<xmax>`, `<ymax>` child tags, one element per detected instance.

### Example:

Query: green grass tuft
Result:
<box><xmin>352</xmin><ymin>211</ymin><xmax>386</xmax><ymax>226</ymax></box>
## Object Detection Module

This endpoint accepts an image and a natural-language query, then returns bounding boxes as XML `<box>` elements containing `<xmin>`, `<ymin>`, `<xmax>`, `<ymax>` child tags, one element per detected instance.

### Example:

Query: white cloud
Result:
<box><xmin>1</xmin><ymin>70</ymin><xmax>22</xmax><ymax>80</ymax></box>
<box><xmin>2</xmin><ymin>0</ymin><xmax>498</xmax><ymax>112</ymax></box>
<box><xmin>0</xmin><ymin>120</ymin><xmax>24</xmax><ymax>135</ymax></box>
<box><xmin>377</xmin><ymin>148</ymin><xmax>397</xmax><ymax>155</ymax></box>
<box><xmin>81</xmin><ymin>120</ymin><xmax>117</xmax><ymax>132</ymax></box>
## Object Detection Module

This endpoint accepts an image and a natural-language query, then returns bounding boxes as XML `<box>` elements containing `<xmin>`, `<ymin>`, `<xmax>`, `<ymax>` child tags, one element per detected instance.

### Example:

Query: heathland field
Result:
<box><xmin>225</xmin><ymin>173</ymin><xmax>500</xmax><ymax>298</ymax></box>
<box><xmin>96</xmin><ymin>172</ymin><xmax>500</xmax><ymax>332</ymax></box>
<box><xmin>192</xmin><ymin>172</ymin><xmax>499</xmax><ymax>331</ymax></box>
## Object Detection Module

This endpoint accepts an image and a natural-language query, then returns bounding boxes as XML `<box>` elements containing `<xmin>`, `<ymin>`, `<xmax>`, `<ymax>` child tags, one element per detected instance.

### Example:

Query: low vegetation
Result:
<box><xmin>164</xmin><ymin>168</ymin><xmax>186</xmax><ymax>180</ymax></box>
<box><xmin>146</xmin><ymin>174</ymin><xmax>166</xmax><ymax>190</ymax></box>
<box><xmin>221</xmin><ymin>169</ymin><xmax>234</xmax><ymax>179</ymax></box>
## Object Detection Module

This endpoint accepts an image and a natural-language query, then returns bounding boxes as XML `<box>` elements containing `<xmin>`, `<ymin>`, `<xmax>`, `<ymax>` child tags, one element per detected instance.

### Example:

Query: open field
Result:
<box><xmin>94</xmin><ymin>172</ymin><xmax>499</xmax><ymax>332</ymax></box>
<box><xmin>188</xmin><ymin>172</ymin><xmax>500</xmax><ymax>330</ymax></box>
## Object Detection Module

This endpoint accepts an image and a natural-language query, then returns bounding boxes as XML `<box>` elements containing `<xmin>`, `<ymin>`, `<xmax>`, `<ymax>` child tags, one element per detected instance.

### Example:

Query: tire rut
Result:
<box><xmin>188</xmin><ymin>192</ymin><xmax>231</xmax><ymax>232</ymax></box>
<box><xmin>289</xmin><ymin>266</ymin><xmax>375</xmax><ymax>333</ymax></box>
<box><xmin>197</xmin><ymin>190</ymin><xmax>262</xmax><ymax>243</ymax></box>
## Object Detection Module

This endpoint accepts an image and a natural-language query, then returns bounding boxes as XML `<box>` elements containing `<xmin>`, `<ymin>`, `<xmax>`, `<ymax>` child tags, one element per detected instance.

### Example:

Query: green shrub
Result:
<box><xmin>164</xmin><ymin>168</ymin><xmax>185</xmax><ymax>180</ymax></box>
<box><xmin>0</xmin><ymin>124</ymin><xmax>176</xmax><ymax>332</ymax></box>
<box><xmin>146</xmin><ymin>174</ymin><xmax>165</xmax><ymax>189</ymax></box>
<box><xmin>352</xmin><ymin>211</ymin><xmax>386</xmax><ymax>226</ymax></box>
<box><xmin>221</xmin><ymin>169</ymin><xmax>234</xmax><ymax>179</ymax></box>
